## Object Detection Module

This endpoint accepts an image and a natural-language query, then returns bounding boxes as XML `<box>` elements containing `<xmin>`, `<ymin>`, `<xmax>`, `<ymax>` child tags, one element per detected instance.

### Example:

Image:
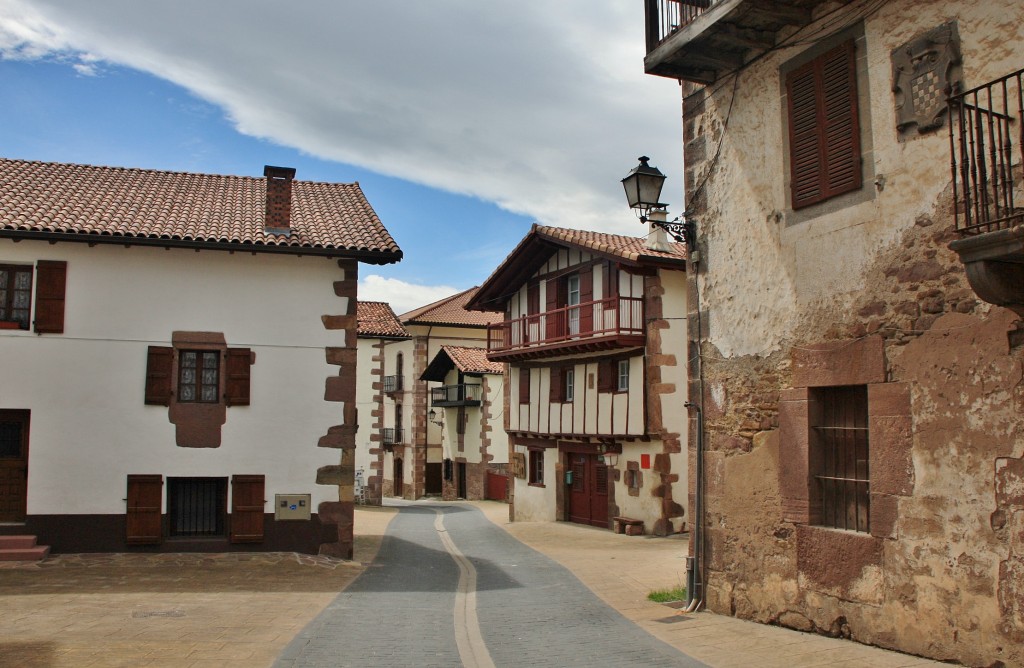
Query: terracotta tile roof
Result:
<box><xmin>400</xmin><ymin>286</ymin><xmax>503</xmax><ymax>327</ymax></box>
<box><xmin>357</xmin><ymin>301</ymin><xmax>409</xmax><ymax>338</ymax></box>
<box><xmin>466</xmin><ymin>224</ymin><xmax>686</xmax><ymax>311</ymax></box>
<box><xmin>0</xmin><ymin>158</ymin><xmax>402</xmax><ymax>263</ymax></box>
<box><xmin>441</xmin><ymin>345</ymin><xmax>504</xmax><ymax>375</ymax></box>
<box><xmin>535</xmin><ymin>225</ymin><xmax>686</xmax><ymax>262</ymax></box>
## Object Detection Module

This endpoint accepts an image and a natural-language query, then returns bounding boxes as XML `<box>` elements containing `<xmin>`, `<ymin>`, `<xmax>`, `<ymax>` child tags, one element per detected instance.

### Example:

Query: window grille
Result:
<box><xmin>812</xmin><ymin>385</ymin><xmax>869</xmax><ymax>532</ymax></box>
<box><xmin>168</xmin><ymin>477</ymin><xmax>226</xmax><ymax>537</ymax></box>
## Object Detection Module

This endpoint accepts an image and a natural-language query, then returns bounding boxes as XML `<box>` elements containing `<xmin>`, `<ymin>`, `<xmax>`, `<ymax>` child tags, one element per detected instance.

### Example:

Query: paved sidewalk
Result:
<box><xmin>0</xmin><ymin>506</ymin><xmax>396</xmax><ymax>668</ymax></box>
<box><xmin>468</xmin><ymin>500</ymin><xmax>950</xmax><ymax>668</ymax></box>
<box><xmin>0</xmin><ymin>501</ymin><xmax>956</xmax><ymax>668</ymax></box>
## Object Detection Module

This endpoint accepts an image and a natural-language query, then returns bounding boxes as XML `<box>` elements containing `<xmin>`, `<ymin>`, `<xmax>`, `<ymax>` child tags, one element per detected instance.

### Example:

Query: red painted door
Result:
<box><xmin>567</xmin><ymin>453</ymin><xmax>609</xmax><ymax>528</ymax></box>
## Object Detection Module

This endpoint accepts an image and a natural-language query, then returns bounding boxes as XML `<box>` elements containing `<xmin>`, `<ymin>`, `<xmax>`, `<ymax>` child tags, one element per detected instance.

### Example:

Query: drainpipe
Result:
<box><xmin>683</xmin><ymin>215</ymin><xmax>705</xmax><ymax>613</ymax></box>
<box><xmin>684</xmin><ymin>400</ymin><xmax>704</xmax><ymax>612</ymax></box>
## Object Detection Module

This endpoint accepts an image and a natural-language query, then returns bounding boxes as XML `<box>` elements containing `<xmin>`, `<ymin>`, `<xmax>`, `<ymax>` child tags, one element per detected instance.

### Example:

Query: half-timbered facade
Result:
<box><xmin>0</xmin><ymin>158</ymin><xmax>401</xmax><ymax>557</ymax></box>
<box><xmin>467</xmin><ymin>225</ymin><xmax>688</xmax><ymax>535</ymax></box>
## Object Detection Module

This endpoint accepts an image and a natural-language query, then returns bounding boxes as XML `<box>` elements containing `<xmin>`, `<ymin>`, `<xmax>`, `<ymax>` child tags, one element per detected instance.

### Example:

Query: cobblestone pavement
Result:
<box><xmin>276</xmin><ymin>502</ymin><xmax>705</xmax><ymax>668</ymax></box>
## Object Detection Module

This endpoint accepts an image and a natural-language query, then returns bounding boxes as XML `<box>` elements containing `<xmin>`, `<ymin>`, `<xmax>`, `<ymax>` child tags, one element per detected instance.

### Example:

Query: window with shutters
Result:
<box><xmin>617</xmin><ymin>359</ymin><xmax>630</xmax><ymax>392</ymax></box>
<box><xmin>528</xmin><ymin>449</ymin><xmax>544</xmax><ymax>486</ymax></box>
<box><xmin>519</xmin><ymin>368</ymin><xmax>531</xmax><ymax>404</ymax></box>
<box><xmin>0</xmin><ymin>264</ymin><xmax>32</xmax><ymax>330</ymax></box>
<box><xmin>0</xmin><ymin>260</ymin><xmax>66</xmax><ymax>333</ymax></box>
<box><xmin>144</xmin><ymin>334</ymin><xmax>253</xmax><ymax>448</ymax></box>
<box><xmin>179</xmin><ymin>351</ymin><xmax>219</xmax><ymax>403</ymax></box>
<box><xmin>782</xmin><ymin>28</ymin><xmax>873</xmax><ymax>218</ymax></box>
<box><xmin>598</xmin><ymin>357</ymin><xmax>631</xmax><ymax>394</ymax></box>
<box><xmin>145</xmin><ymin>342</ymin><xmax>252</xmax><ymax>407</ymax></box>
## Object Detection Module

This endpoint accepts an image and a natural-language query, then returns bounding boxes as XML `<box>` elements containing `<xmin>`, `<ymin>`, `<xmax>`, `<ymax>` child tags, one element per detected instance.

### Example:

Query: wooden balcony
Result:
<box><xmin>431</xmin><ymin>384</ymin><xmax>482</xmax><ymax>407</ymax></box>
<box><xmin>486</xmin><ymin>297</ymin><xmax>645</xmax><ymax>362</ymax></box>
<box><xmin>949</xmin><ymin>68</ymin><xmax>1024</xmax><ymax>317</ymax></box>
<box><xmin>643</xmin><ymin>0</ymin><xmax>831</xmax><ymax>83</ymax></box>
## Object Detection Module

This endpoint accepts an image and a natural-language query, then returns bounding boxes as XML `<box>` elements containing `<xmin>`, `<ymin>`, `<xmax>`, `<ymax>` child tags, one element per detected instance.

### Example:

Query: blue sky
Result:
<box><xmin>0</xmin><ymin>2</ymin><xmax>684</xmax><ymax>313</ymax></box>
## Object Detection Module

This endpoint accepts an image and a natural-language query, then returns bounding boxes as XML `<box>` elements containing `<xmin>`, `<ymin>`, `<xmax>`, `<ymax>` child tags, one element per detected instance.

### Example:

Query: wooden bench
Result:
<box><xmin>613</xmin><ymin>516</ymin><xmax>645</xmax><ymax>536</ymax></box>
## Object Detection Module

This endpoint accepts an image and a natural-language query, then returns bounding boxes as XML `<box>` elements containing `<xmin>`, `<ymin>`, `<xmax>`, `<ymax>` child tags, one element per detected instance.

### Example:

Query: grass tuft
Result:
<box><xmin>647</xmin><ymin>586</ymin><xmax>687</xmax><ymax>603</ymax></box>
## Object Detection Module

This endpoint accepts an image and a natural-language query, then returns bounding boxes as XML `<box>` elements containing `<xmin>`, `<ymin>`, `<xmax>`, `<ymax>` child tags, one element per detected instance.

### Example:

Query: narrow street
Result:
<box><xmin>275</xmin><ymin>502</ymin><xmax>704</xmax><ymax>668</ymax></box>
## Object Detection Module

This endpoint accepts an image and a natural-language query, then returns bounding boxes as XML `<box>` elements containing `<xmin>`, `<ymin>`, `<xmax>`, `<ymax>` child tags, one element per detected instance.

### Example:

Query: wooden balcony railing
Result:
<box><xmin>383</xmin><ymin>375</ymin><xmax>403</xmax><ymax>394</ymax></box>
<box><xmin>431</xmin><ymin>384</ymin><xmax>482</xmax><ymax>407</ymax></box>
<box><xmin>382</xmin><ymin>428</ymin><xmax>404</xmax><ymax>446</ymax></box>
<box><xmin>644</xmin><ymin>0</ymin><xmax>715</xmax><ymax>52</ymax></box>
<box><xmin>950</xmin><ymin>67</ymin><xmax>1024</xmax><ymax>235</ymax></box>
<box><xmin>487</xmin><ymin>296</ymin><xmax>644</xmax><ymax>358</ymax></box>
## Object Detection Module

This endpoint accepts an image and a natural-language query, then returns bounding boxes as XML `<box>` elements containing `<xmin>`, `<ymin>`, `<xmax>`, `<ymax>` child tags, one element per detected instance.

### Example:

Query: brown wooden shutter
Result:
<box><xmin>598</xmin><ymin>360</ymin><xmax>614</xmax><ymax>393</ymax></box>
<box><xmin>787</xmin><ymin>39</ymin><xmax>860</xmax><ymax>210</ymax></box>
<box><xmin>549</xmin><ymin>366</ymin><xmax>564</xmax><ymax>403</ymax></box>
<box><xmin>603</xmin><ymin>261</ymin><xmax>619</xmax><ymax>300</ymax></box>
<box><xmin>145</xmin><ymin>346</ymin><xmax>174</xmax><ymax>406</ymax></box>
<box><xmin>545</xmin><ymin>278</ymin><xmax>560</xmax><ymax>340</ymax></box>
<box><xmin>33</xmin><ymin>260</ymin><xmax>66</xmax><ymax>334</ymax></box>
<box><xmin>126</xmin><ymin>474</ymin><xmax>163</xmax><ymax>545</ymax></box>
<box><xmin>225</xmin><ymin>348</ymin><xmax>253</xmax><ymax>406</ymax></box>
<box><xmin>230</xmin><ymin>474</ymin><xmax>265</xmax><ymax>543</ymax></box>
<box><xmin>519</xmin><ymin>368</ymin><xmax>531</xmax><ymax>404</ymax></box>
<box><xmin>579</xmin><ymin>269</ymin><xmax>594</xmax><ymax>334</ymax></box>
<box><xmin>527</xmin><ymin>282</ymin><xmax>540</xmax><ymax>316</ymax></box>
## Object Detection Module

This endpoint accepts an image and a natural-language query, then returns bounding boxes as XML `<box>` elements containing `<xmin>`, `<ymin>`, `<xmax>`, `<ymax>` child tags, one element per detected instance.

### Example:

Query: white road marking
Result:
<box><xmin>433</xmin><ymin>509</ymin><xmax>496</xmax><ymax>668</ymax></box>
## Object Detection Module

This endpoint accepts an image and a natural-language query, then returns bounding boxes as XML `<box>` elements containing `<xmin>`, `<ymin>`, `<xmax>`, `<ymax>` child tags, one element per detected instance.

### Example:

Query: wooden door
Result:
<box><xmin>230</xmin><ymin>474</ymin><xmax>265</xmax><ymax>543</ymax></box>
<box><xmin>567</xmin><ymin>453</ymin><xmax>609</xmax><ymax>528</ymax></box>
<box><xmin>126</xmin><ymin>474</ymin><xmax>163</xmax><ymax>545</ymax></box>
<box><xmin>0</xmin><ymin>411</ymin><xmax>29</xmax><ymax>522</ymax></box>
<box><xmin>394</xmin><ymin>458</ymin><xmax>404</xmax><ymax>497</ymax></box>
<box><xmin>457</xmin><ymin>462</ymin><xmax>467</xmax><ymax>499</ymax></box>
<box><xmin>425</xmin><ymin>462</ymin><xmax>442</xmax><ymax>495</ymax></box>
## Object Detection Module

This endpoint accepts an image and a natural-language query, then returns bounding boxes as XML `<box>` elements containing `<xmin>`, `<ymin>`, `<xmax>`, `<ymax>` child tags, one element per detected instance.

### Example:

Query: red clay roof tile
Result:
<box><xmin>0</xmin><ymin>158</ymin><xmax>402</xmax><ymax>262</ymax></box>
<box><xmin>357</xmin><ymin>301</ymin><xmax>409</xmax><ymax>338</ymax></box>
<box><xmin>400</xmin><ymin>286</ymin><xmax>502</xmax><ymax>327</ymax></box>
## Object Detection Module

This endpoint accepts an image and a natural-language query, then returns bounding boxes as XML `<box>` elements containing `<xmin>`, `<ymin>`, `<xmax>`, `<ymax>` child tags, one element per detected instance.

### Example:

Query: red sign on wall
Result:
<box><xmin>640</xmin><ymin>454</ymin><xmax>651</xmax><ymax>469</ymax></box>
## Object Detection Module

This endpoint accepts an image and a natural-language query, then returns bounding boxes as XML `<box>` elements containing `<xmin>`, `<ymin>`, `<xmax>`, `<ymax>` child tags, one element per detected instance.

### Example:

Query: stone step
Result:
<box><xmin>0</xmin><ymin>535</ymin><xmax>37</xmax><ymax>550</ymax></box>
<box><xmin>0</xmin><ymin>545</ymin><xmax>50</xmax><ymax>561</ymax></box>
<box><xmin>0</xmin><ymin>535</ymin><xmax>50</xmax><ymax>561</ymax></box>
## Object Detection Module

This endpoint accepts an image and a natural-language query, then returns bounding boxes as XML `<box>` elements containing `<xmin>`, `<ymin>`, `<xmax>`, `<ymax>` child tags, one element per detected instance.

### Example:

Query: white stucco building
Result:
<box><xmin>0</xmin><ymin>158</ymin><xmax>401</xmax><ymax>557</ymax></box>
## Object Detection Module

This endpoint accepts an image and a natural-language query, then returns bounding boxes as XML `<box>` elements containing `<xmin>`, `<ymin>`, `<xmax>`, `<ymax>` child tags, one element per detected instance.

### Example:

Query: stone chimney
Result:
<box><xmin>645</xmin><ymin>209</ymin><xmax>673</xmax><ymax>252</ymax></box>
<box><xmin>264</xmin><ymin>165</ymin><xmax>296</xmax><ymax>234</ymax></box>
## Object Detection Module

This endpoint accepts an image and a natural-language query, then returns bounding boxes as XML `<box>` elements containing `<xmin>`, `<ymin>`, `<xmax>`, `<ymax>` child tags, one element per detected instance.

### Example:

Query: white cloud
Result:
<box><xmin>0</xmin><ymin>0</ymin><xmax>685</xmax><ymax>233</ymax></box>
<box><xmin>358</xmin><ymin>275</ymin><xmax>461</xmax><ymax>316</ymax></box>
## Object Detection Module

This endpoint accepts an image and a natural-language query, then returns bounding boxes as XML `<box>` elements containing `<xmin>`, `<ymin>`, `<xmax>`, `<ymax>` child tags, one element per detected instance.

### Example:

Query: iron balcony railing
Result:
<box><xmin>949</xmin><ymin>67</ymin><xmax>1024</xmax><ymax>235</ymax></box>
<box><xmin>431</xmin><ymin>383</ymin><xmax>482</xmax><ymax>406</ymax></box>
<box><xmin>382</xmin><ymin>428</ymin><xmax>404</xmax><ymax>446</ymax></box>
<box><xmin>644</xmin><ymin>0</ymin><xmax>716</xmax><ymax>52</ymax></box>
<box><xmin>383</xmin><ymin>375</ymin><xmax>403</xmax><ymax>394</ymax></box>
<box><xmin>486</xmin><ymin>296</ymin><xmax>644</xmax><ymax>355</ymax></box>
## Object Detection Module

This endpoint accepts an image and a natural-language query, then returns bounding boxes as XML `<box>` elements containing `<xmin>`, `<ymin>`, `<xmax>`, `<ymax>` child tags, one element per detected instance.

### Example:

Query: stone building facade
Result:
<box><xmin>643</xmin><ymin>0</ymin><xmax>1024</xmax><ymax>665</ymax></box>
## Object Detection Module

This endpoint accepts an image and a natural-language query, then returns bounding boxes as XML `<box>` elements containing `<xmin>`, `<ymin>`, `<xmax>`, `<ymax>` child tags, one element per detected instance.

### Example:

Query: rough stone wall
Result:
<box><xmin>644</xmin><ymin>271</ymin><xmax>686</xmax><ymax>536</ymax></box>
<box><xmin>363</xmin><ymin>337</ymin><xmax>385</xmax><ymax>506</ymax></box>
<box><xmin>411</xmin><ymin>336</ymin><xmax>429</xmax><ymax>499</ymax></box>
<box><xmin>316</xmin><ymin>259</ymin><xmax>358</xmax><ymax>559</ymax></box>
<box><xmin>679</xmin><ymin>1</ymin><xmax>1024</xmax><ymax>665</ymax></box>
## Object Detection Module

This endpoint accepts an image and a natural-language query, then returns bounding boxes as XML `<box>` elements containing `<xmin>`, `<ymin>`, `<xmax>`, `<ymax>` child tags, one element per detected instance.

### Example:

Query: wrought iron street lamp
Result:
<box><xmin>621</xmin><ymin>156</ymin><xmax>694</xmax><ymax>247</ymax></box>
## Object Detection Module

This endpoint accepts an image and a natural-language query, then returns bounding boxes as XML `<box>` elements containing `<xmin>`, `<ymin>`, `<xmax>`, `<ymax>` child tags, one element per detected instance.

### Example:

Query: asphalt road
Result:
<box><xmin>275</xmin><ymin>502</ymin><xmax>705</xmax><ymax>668</ymax></box>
